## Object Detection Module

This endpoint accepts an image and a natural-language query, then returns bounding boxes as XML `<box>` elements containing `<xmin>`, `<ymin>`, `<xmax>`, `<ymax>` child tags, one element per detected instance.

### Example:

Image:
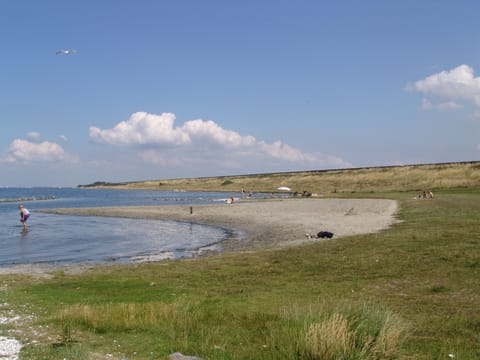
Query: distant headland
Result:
<box><xmin>78</xmin><ymin>161</ymin><xmax>480</xmax><ymax>194</ymax></box>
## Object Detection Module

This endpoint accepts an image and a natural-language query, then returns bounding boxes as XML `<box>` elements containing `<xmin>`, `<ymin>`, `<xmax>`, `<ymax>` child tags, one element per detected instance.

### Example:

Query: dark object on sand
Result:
<box><xmin>317</xmin><ymin>231</ymin><xmax>334</xmax><ymax>239</ymax></box>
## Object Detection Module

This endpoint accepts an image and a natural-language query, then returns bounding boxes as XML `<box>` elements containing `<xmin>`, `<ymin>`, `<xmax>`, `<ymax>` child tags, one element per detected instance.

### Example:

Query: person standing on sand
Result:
<box><xmin>19</xmin><ymin>204</ymin><xmax>30</xmax><ymax>229</ymax></box>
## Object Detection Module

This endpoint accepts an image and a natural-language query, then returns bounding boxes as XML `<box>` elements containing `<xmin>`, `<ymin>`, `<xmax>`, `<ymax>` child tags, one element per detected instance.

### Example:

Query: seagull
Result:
<box><xmin>56</xmin><ymin>49</ymin><xmax>77</xmax><ymax>55</ymax></box>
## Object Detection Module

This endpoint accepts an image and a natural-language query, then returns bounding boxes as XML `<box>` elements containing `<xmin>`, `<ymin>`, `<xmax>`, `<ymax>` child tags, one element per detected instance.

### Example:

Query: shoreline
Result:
<box><xmin>0</xmin><ymin>198</ymin><xmax>398</xmax><ymax>276</ymax></box>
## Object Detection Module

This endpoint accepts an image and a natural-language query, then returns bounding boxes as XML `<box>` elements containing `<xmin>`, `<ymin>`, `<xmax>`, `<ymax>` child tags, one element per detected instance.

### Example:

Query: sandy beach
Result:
<box><xmin>43</xmin><ymin>197</ymin><xmax>398</xmax><ymax>252</ymax></box>
<box><xmin>0</xmin><ymin>198</ymin><xmax>398</xmax><ymax>276</ymax></box>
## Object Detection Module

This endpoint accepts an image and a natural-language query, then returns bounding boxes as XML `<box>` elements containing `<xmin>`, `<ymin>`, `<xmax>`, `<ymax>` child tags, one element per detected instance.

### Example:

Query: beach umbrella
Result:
<box><xmin>277</xmin><ymin>186</ymin><xmax>291</xmax><ymax>191</ymax></box>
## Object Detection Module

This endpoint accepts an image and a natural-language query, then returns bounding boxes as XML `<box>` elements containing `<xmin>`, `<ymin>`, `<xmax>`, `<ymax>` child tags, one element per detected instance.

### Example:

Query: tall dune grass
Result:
<box><xmin>81</xmin><ymin>161</ymin><xmax>480</xmax><ymax>194</ymax></box>
<box><xmin>295</xmin><ymin>302</ymin><xmax>407</xmax><ymax>360</ymax></box>
<box><xmin>304</xmin><ymin>313</ymin><xmax>353</xmax><ymax>359</ymax></box>
<box><xmin>56</xmin><ymin>300</ymin><xmax>407</xmax><ymax>359</ymax></box>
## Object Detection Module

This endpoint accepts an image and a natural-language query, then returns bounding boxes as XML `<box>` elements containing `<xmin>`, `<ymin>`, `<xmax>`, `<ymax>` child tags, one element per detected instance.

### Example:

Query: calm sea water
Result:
<box><xmin>0</xmin><ymin>188</ymin><xmax>249</xmax><ymax>267</ymax></box>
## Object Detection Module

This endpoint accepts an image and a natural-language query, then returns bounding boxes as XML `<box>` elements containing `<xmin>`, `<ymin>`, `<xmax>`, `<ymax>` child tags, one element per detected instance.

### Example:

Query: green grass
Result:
<box><xmin>1</xmin><ymin>189</ymin><xmax>480</xmax><ymax>359</ymax></box>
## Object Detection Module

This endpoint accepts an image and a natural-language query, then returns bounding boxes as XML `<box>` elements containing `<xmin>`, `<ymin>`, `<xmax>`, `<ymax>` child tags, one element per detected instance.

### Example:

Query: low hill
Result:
<box><xmin>79</xmin><ymin>161</ymin><xmax>480</xmax><ymax>194</ymax></box>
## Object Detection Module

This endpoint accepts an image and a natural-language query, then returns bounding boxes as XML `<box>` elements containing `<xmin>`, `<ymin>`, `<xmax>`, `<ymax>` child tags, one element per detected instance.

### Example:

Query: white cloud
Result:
<box><xmin>60</xmin><ymin>134</ymin><xmax>68</xmax><ymax>142</ymax></box>
<box><xmin>181</xmin><ymin>119</ymin><xmax>256</xmax><ymax>148</ymax></box>
<box><xmin>408</xmin><ymin>64</ymin><xmax>480</xmax><ymax>108</ymax></box>
<box><xmin>27</xmin><ymin>131</ymin><xmax>41</xmax><ymax>140</ymax></box>
<box><xmin>257</xmin><ymin>140</ymin><xmax>317</xmax><ymax>162</ymax></box>
<box><xmin>1</xmin><ymin>139</ymin><xmax>77</xmax><ymax>164</ymax></box>
<box><xmin>89</xmin><ymin>112</ymin><xmax>190</xmax><ymax>146</ymax></box>
<box><xmin>90</xmin><ymin>111</ymin><xmax>351</xmax><ymax>169</ymax></box>
<box><xmin>420</xmin><ymin>98</ymin><xmax>463</xmax><ymax>111</ymax></box>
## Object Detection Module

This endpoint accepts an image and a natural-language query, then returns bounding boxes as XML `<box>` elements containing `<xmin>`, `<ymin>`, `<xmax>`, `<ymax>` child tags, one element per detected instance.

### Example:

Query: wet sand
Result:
<box><xmin>0</xmin><ymin>198</ymin><xmax>398</xmax><ymax>276</ymax></box>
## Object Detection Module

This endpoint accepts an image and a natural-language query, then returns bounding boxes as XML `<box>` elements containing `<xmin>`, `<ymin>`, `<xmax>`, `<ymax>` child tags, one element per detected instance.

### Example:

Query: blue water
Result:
<box><xmin>0</xmin><ymin>188</ymin><xmax>249</xmax><ymax>267</ymax></box>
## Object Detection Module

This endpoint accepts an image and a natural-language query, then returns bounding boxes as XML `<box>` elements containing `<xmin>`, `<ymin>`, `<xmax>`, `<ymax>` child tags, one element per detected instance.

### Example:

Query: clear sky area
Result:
<box><xmin>1</xmin><ymin>1</ymin><xmax>479</xmax><ymax>187</ymax></box>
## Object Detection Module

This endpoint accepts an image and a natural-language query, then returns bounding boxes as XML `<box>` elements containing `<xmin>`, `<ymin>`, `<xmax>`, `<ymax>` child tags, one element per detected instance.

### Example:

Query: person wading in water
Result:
<box><xmin>19</xmin><ymin>204</ymin><xmax>30</xmax><ymax>229</ymax></box>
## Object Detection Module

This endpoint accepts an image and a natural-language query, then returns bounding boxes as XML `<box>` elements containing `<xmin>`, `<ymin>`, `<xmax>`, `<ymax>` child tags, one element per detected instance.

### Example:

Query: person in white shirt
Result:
<box><xmin>19</xmin><ymin>204</ymin><xmax>30</xmax><ymax>229</ymax></box>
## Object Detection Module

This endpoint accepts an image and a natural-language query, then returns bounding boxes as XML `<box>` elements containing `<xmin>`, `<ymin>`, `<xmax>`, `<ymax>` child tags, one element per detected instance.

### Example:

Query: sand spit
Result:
<box><xmin>42</xmin><ymin>198</ymin><xmax>398</xmax><ymax>252</ymax></box>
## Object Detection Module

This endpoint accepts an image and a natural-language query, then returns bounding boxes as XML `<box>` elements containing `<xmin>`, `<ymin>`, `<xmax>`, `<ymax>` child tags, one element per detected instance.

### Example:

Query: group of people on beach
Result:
<box><xmin>416</xmin><ymin>191</ymin><xmax>434</xmax><ymax>199</ymax></box>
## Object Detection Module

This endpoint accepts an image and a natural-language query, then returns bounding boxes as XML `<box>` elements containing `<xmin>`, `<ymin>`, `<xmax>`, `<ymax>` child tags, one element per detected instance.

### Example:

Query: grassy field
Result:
<box><xmin>79</xmin><ymin>161</ymin><xmax>480</xmax><ymax>194</ymax></box>
<box><xmin>1</xmin><ymin>165</ymin><xmax>480</xmax><ymax>359</ymax></box>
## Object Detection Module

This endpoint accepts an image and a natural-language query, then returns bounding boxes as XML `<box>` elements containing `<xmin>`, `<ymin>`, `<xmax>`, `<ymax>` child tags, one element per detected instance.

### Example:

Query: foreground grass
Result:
<box><xmin>1</xmin><ymin>189</ymin><xmax>480</xmax><ymax>359</ymax></box>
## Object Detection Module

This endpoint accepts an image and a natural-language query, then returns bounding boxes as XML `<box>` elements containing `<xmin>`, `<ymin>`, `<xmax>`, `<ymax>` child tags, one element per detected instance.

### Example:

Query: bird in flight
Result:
<box><xmin>56</xmin><ymin>49</ymin><xmax>77</xmax><ymax>55</ymax></box>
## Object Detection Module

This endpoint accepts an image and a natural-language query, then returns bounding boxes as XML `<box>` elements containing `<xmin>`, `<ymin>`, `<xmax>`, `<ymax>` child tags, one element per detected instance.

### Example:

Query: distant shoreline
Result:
<box><xmin>76</xmin><ymin>161</ymin><xmax>480</xmax><ymax>194</ymax></box>
<box><xmin>78</xmin><ymin>160</ymin><xmax>480</xmax><ymax>188</ymax></box>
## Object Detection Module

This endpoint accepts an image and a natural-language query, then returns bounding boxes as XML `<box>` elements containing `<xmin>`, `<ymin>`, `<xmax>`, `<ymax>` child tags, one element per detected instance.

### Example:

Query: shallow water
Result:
<box><xmin>0</xmin><ymin>188</ymin><xmax>249</xmax><ymax>267</ymax></box>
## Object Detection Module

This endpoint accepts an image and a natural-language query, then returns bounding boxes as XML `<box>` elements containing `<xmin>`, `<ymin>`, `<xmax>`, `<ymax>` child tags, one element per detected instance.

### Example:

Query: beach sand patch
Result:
<box><xmin>44</xmin><ymin>198</ymin><xmax>398</xmax><ymax>253</ymax></box>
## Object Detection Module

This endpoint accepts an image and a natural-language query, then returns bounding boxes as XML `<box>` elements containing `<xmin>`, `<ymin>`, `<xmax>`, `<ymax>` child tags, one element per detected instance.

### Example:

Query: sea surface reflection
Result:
<box><xmin>0</xmin><ymin>188</ymin><xmax>249</xmax><ymax>266</ymax></box>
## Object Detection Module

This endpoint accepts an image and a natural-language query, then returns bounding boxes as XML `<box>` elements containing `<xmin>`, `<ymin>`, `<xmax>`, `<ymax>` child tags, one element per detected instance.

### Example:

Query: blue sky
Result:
<box><xmin>1</xmin><ymin>1</ymin><xmax>479</xmax><ymax>187</ymax></box>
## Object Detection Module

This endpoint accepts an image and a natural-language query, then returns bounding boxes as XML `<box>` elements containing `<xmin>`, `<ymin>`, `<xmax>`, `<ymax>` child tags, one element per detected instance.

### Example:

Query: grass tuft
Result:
<box><xmin>299</xmin><ymin>302</ymin><xmax>407</xmax><ymax>360</ymax></box>
<box><xmin>304</xmin><ymin>313</ymin><xmax>353</xmax><ymax>359</ymax></box>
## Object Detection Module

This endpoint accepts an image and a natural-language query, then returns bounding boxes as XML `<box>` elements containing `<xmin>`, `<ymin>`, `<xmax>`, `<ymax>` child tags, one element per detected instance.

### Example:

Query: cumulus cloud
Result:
<box><xmin>89</xmin><ymin>111</ymin><xmax>351</xmax><ymax>168</ymax></box>
<box><xmin>408</xmin><ymin>64</ymin><xmax>480</xmax><ymax>109</ymax></box>
<box><xmin>89</xmin><ymin>112</ymin><xmax>189</xmax><ymax>146</ymax></box>
<box><xmin>1</xmin><ymin>139</ymin><xmax>76</xmax><ymax>164</ymax></box>
<box><xmin>181</xmin><ymin>119</ymin><xmax>257</xmax><ymax>148</ymax></box>
<box><xmin>89</xmin><ymin>112</ymin><xmax>257</xmax><ymax>149</ymax></box>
